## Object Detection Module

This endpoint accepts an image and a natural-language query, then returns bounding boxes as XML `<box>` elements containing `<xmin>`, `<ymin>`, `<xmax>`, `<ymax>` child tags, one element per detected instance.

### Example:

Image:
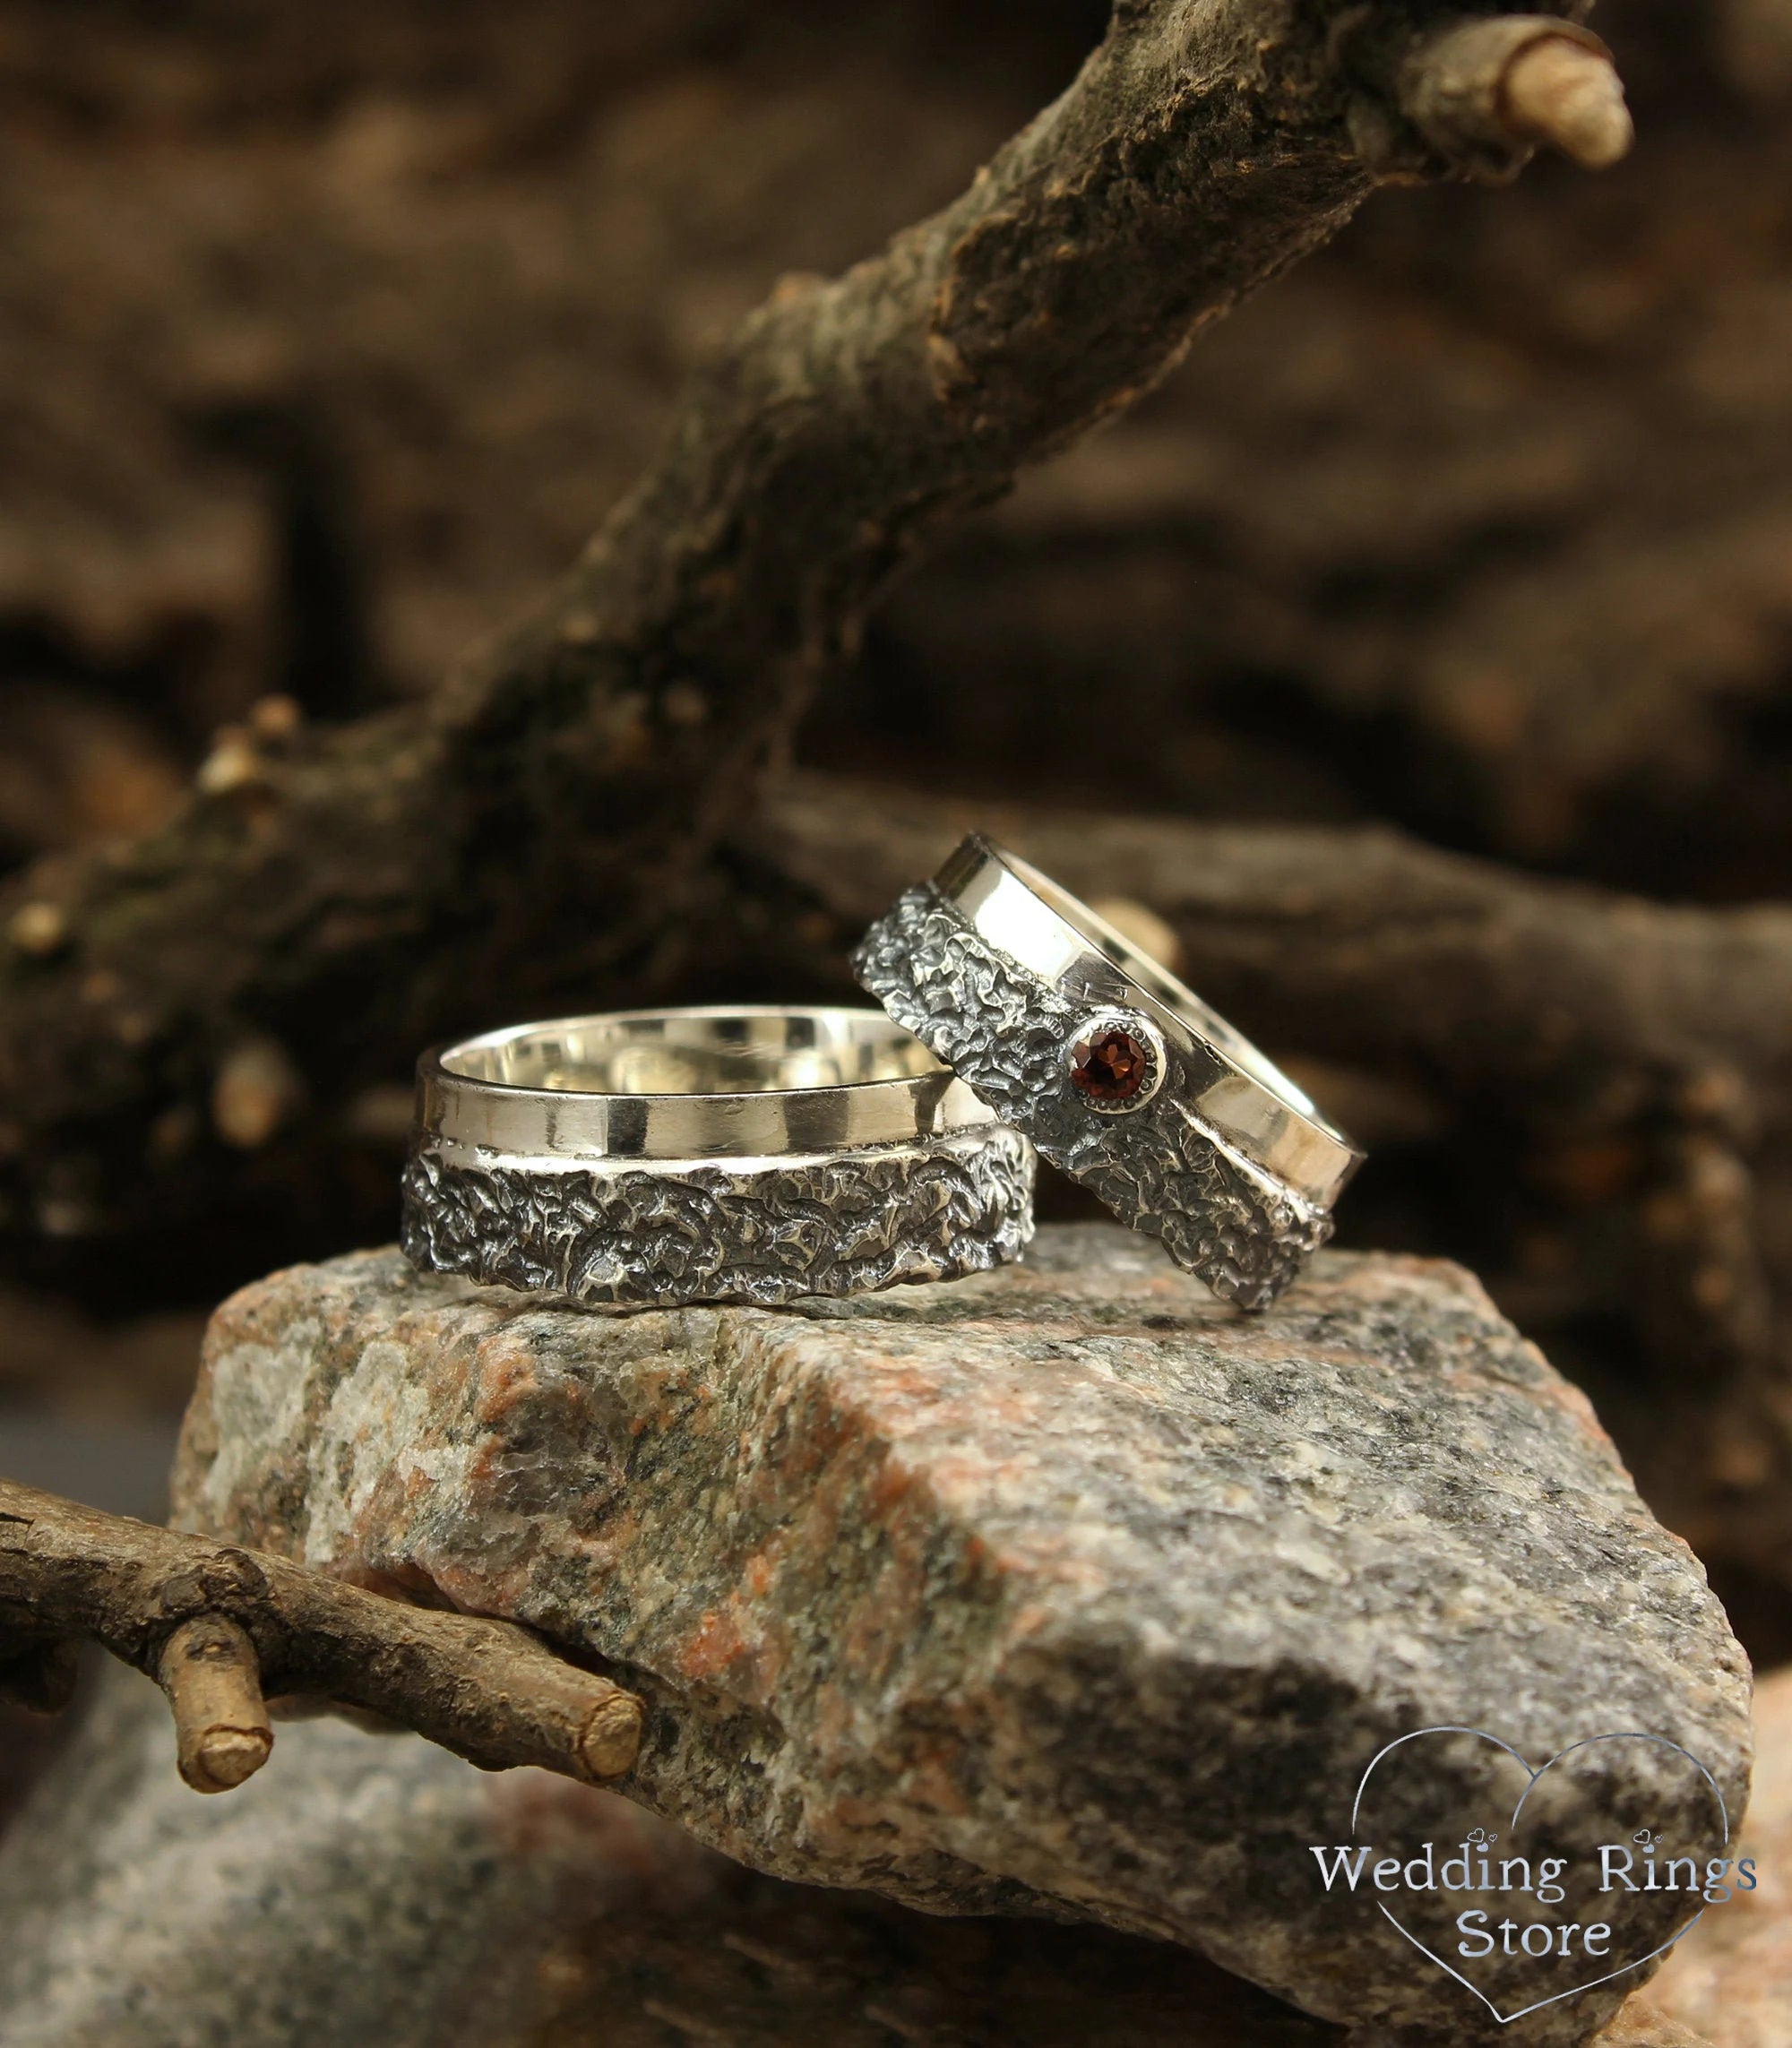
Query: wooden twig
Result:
<box><xmin>1398</xmin><ymin>17</ymin><xmax>1633</xmax><ymax>176</ymax></box>
<box><xmin>0</xmin><ymin>1478</ymin><xmax>643</xmax><ymax>1791</ymax></box>
<box><xmin>0</xmin><ymin>2</ymin><xmax>1635</xmax><ymax>1250</ymax></box>
<box><xmin>159</xmin><ymin>1614</ymin><xmax>273</xmax><ymax>1793</ymax></box>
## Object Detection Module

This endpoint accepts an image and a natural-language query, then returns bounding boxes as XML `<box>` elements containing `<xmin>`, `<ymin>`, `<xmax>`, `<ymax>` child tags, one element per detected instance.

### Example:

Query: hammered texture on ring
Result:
<box><xmin>401</xmin><ymin>1007</ymin><xmax>1037</xmax><ymax>1309</ymax></box>
<box><xmin>401</xmin><ymin>1126</ymin><xmax>1034</xmax><ymax>1308</ymax></box>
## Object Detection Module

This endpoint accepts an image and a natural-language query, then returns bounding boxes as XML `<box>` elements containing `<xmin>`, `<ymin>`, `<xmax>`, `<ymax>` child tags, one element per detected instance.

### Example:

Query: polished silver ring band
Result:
<box><xmin>401</xmin><ymin>1006</ymin><xmax>1036</xmax><ymax>1307</ymax></box>
<box><xmin>851</xmin><ymin>837</ymin><xmax>1362</xmax><ymax>1309</ymax></box>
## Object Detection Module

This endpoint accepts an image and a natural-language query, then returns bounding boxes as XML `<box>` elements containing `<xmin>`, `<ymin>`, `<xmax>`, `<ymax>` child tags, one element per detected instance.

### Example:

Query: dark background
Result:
<box><xmin>1</xmin><ymin>0</ymin><xmax>1788</xmax><ymax>1813</ymax></box>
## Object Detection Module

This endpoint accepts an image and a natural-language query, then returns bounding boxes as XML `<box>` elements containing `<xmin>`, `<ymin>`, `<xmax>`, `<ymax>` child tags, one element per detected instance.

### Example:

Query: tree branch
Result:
<box><xmin>0</xmin><ymin>2</ymin><xmax>1627</xmax><ymax>1246</ymax></box>
<box><xmin>0</xmin><ymin>1478</ymin><xmax>643</xmax><ymax>1791</ymax></box>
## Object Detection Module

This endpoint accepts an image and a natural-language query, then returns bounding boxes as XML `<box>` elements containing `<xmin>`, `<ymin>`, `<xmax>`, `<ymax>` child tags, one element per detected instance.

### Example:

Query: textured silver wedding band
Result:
<box><xmin>401</xmin><ymin>1006</ymin><xmax>1035</xmax><ymax>1307</ymax></box>
<box><xmin>851</xmin><ymin>837</ymin><xmax>1362</xmax><ymax>1309</ymax></box>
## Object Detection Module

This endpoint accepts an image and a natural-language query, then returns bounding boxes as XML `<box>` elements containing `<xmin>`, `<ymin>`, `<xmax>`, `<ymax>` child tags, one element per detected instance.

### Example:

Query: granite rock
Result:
<box><xmin>0</xmin><ymin>1665</ymin><xmax>1331</xmax><ymax>2048</ymax></box>
<box><xmin>169</xmin><ymin>1225</ymin><xmax>1751</xmax><ymax>2042</ymax></box>
<box><xmin>0</xmin><ymin>1668</ymin><xmax>1712</xmax><ymax>2048</ymax></box>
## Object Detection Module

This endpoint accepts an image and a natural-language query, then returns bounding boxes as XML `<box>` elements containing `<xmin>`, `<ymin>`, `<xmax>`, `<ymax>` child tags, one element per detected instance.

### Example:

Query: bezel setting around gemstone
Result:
<box><xmin>1064</xmin><ymin>1011</ymin><xmax>1166</xmax><ymax>1115</ymax></box>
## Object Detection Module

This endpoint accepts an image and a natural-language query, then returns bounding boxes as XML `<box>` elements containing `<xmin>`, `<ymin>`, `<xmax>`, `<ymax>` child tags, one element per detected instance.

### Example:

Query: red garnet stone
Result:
<box><xmin>1070</xmin><ymin>1026</ymin><xmax>1151</xmax><ymax>1104</ymax></box>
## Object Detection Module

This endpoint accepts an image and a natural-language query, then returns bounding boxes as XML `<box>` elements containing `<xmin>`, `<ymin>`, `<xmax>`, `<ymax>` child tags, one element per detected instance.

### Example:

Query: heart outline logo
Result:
<box><xmin>1350</xmin><ymin>1725</ymin><xmax>1730</xmax><ymax>2026</ymax></box>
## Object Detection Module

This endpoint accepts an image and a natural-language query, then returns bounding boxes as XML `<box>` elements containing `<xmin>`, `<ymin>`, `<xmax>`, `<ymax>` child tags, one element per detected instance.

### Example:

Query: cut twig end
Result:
<box><xmin>212</xmin><ymin>1037</ymin><xmax>306</xmax><ymax>1150</ymax></box>
<box><xmin>159</xmin><ymin>1613</ymin><xmax>274</xmax><ymax>1795</ymax></box>
<box><xmin>5</xmin><ymin>901</ymin><xmax>69</xmax><ymax>959</ymax></box>
<box><xmin>182</xmin><ymin>1722</ymin><xmax>275</xmax><ymax>1794</ymax></box>
<box><xmin>1400</xmin><ymin>17</ymin><xmax>1633</xmax><ymax>180</ymax></box>
<box><xmin>577</xmin><ymin>1689</ymin><xmax>645</xmax><ymax>1781</ymax></box>
<box><xmin>1501</xmin><ymin>36</ymin><xmax>1634</xmax><ymax>170</ymax></box>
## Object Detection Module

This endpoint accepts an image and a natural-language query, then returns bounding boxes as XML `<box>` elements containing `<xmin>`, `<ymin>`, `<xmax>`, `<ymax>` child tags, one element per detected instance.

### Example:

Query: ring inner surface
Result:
<box><xmin>444</xmin><ymin>1008</ymin><xmax>942</xmax><ymax>1098</ymax></box>
<box><xmin>423</xmin><ymin>1008</ymin><xmax>987</xmax><ymax>1162</ymax></box>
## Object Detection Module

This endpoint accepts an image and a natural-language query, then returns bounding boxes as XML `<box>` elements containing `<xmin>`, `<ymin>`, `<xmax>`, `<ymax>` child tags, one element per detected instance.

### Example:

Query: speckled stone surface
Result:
<box><xmin>0</xmin><ymin>1666</ymin><xmax>1333</xmax><ymax>2048</ymax></box>
<box><xmin>169</xmin><ymin>1225</ymin><xmax>1750</xmax><ymax>2043</ymax></box>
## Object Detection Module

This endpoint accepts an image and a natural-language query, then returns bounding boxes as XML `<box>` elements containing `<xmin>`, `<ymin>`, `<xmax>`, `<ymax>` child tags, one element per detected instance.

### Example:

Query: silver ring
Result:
<box><xmin>401</xmin><ymin>1006</ymin><xmax>1036</xmax><ymax>1307</ymax></box>
<box><xmin>851</xmin><ymin>837</ymin><xmax>1362</xmax><ymax>1309</ymax></box>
